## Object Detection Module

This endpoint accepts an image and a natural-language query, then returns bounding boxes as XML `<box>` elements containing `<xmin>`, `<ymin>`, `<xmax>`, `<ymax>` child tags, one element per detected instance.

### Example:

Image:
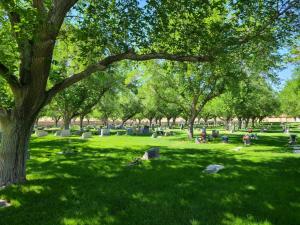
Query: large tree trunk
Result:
<box><xmin>63</xmin><ymin>116</ymin><xmax>72</xmax><ymax>130</ymax></box>
<box><xmin>0</xmin><ymin>117</ymin><xmax>34</xmax><ymax>187</ymax></box>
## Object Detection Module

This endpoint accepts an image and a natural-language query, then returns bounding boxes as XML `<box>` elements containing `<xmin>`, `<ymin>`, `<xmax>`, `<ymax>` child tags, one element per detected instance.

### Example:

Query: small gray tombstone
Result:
<box><xmin>81</xmin><ymin>132</ymin><xmax>92</xmax><ymax>139</ymax></box>
<box><xmin>126</xmin><ymin>128</ymin><xmax>133</xmax><ymax>135</ymax></box>
<box><xmin>100</xmin><ymin>128</ymin><xmax>110</xmax><ymax>136</ymax></box>
<box><xmin>142</xmin><ymin>147</ymin><xmax>160</xmax><ymax>160</ymax></box>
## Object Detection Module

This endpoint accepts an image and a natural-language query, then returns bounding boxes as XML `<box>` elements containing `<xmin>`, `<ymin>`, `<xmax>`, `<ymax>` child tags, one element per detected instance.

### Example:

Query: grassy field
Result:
<box><xmin>0</xmin><ymin>127</ymin><xmax>300</xmax><ymax>225</ymax></box>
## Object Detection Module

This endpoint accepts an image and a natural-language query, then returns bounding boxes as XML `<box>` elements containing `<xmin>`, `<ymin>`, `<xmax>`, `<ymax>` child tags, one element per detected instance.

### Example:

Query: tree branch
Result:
<box><xmin>0</xmin><ymin>62</ymin><xmax>21</xmax><ymax>90</ymax></box>
<box><xmin>46</xmin><ymin>51</ymin><xmax>212</xmax><ymax>102</ymax></box>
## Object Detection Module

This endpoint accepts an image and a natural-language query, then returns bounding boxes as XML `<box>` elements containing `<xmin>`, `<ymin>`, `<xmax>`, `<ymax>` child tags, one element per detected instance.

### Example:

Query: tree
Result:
<box><xmin>0</xmin><ymin>0</ymin><xmax>298</xmax><ymax>186</ymax></box>
<box><xmin>149</xmin><ymin>61</ymin><xmax>241</xmax><ymax>138</ymax></box>
<box><xmin>279</xmin><ymin>69</ymin><xmax>300</xmax><ymax>118</ymax></box>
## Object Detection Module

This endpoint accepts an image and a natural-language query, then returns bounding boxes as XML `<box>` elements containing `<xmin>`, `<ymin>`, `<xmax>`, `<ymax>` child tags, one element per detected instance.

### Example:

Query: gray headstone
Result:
<box><xmin>126</xmin><ymin>128</ymin><xmax>133</xmax><ymax>135</ymax></box>
<box><xmin>203</xmin><ymin>164</ymin><xmax>224</xmax><ymax>174</ymax></box>
<box><xmin>100</xmin><ymin>129</ymin><xmax>110</xmax><ymax>136</ymax></box>
<box><xmin>142</xmin><ymin>147</ymin><xmax>160</xmax><ymax>160</ymax></box>
<box><xmin>35</xmin><ymin>130</ymin><xmax>48</xmax><ymax>137</ymax></box>
<box><xmin>81</xmin><ymin>132</ymin><xmax>92</xmax><ymax>139</ymax></box>
<box><xmin>60</xmin><ymin>130</ymin><xmax>71</xmax><ymax>137</ymax></box>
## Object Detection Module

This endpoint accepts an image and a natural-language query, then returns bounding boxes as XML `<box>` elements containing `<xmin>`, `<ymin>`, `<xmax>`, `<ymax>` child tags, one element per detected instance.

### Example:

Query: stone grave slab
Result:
<box><xmin>203</xmin><ymin>164</ymin><xmax>224</xmax><ymax>174</ymax></box>
<box><xmin>60</xmin><ymin>130</ymin><xmax>71</xmax><ymax>137</ymax></box>
<box><xmin>81</xmin><ymin>132</ymin><xmax>92</xmax><ymax>139</ymax></box>
<box><xmin>100</xmin><ymin>129</ymin><xmax>110</xmax><ymax>136</ymax></box>
<box><xmin>35</xmin><ymin>130</ymin><xmax>48</xmax><ymax>137</ymax></box>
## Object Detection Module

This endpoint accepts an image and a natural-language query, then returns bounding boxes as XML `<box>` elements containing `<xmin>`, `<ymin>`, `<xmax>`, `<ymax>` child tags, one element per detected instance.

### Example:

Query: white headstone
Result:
<box><xmin>35</xmin><ymin>130</ymin><xmax>48</xmax><ymax>137</ymax></box>
<box><xmin>81</xmin><ymin>132</ymin><xmax>92</xmax><ymax>139</ymax></box>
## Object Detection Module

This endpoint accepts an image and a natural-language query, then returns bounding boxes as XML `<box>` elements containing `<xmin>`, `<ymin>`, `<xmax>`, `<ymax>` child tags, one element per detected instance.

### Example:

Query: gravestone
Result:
<box><xmin>81</xmin><ymin>132</ymin><xmax>92</xmax><ymax>139</ymax></box>
<box><xmin>143</xmin><ymin>126</ymin><xmax>150</xmax><ymax>134</ymax></box>
<box><xmin>100</xmin><ymin>128</ymin><xmax>110</xmax><ymax>136</ymax></box>
<box><xmin>151</xmin><ymin>124</ymin><xmax>155</xmax><ymax>130</ymax></box>
<box><xmin>156</xmin><ymin>127</ymin><xmax>164</xmax><ymax>135</ymax></box>
<box><xmin>35</xmin><ymin>130</ymin><xmax>48</xmax><ymax>137</ymax></box>
<box><xmin>126</xmin><ymin>128</ymin><xmax>133</xmax><ymax>135</ymax></box>
<box><xmin>60</xmin><ymin>130</ymin><xmax>71</xmax><ymax>137</ymax></box>
<box><xmin>55</xmin><ymin>130</ymin><xmax>62</xmax><ymax>136</ymax></box>
<box><xmin>289</xmin><ymin>135</ymin><xmax>297</xmax><ymax>145</ymax></box>
<box><xmin>203</xmin><ymin>164</ymin><xmax>224</xmax><ymax>174</ymax></box>
<box><xmin>74</xmin><ymin>130</ymin><xmax>83</xmax><ymax>136</ymax></box>
<box><xmin>250</xmin><ymin>133</ymin><xmax>258</xmax><ymax>140</ymax></box>
<box><xmin>221</xmin><ymin>136</ymin><xmax>229</xmax><ymax>143</ymax></box>
<box><xmin>212</xmin><ymin>130</ymin><xmax>219</xmax><ymax>138</ymax></box>
<box><xmin>180</xmin><ymin>123</ymin><xmax>184</xmax><ymax>130</ymax></box>
<box><xmin>164</xmin><ymin>131</ymin><xmax>173</xmax><ymax>136</ymax></box>
<box><xmin>152</xmin><ymin>133</ymin><xmax>158</xmax><ymax>138</ymax></box>
<box><xmin>142</xmin><ymin>147</ymin><xmax>160</xmax><ymax>160</ymax></box>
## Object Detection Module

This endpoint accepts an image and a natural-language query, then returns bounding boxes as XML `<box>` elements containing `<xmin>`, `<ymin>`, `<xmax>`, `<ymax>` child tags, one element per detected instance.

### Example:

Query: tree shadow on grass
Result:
<box><xmin>0</xmin><ymin>143</ymin><xmax>300</xmax><ymax>225</ymax></box>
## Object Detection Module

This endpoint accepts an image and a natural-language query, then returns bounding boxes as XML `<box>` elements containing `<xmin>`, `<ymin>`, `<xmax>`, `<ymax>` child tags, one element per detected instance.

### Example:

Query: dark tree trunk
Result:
<box><xmin>149</xmin><ymin>118</ymin><xmax>153</xmax><ymax>127</ymax></box>
<box><xmin>238</xmin><ymin>117</ymin><xmax>242</xmax><ymax>130</ymax></box>
<box><xmin>251</xmin><ymin>117</ymin><xmax>256</xmax><ymax>128</ymax></box>
<box><xmin>54</xmin><ymin>117</ymin><xmax>60</xmax><ymax>127</ymax></box>
<box><xmin>213</xmin><ymin>117</ymin><xmax>217</xmax><ymax>127</ymax></box>
<box><xmin>258</xmin><ymin>116</ymin><xmax>264</xmax><ymax>123</ymax></box>
<box><xmin>204</xmin><ymin>117</ymin><xmax>208</xmax><ymax>126</ymax></box>
<box><xmin>79</xmin><ymin>115</ymin><xmax>84</xmax><ymax>131</ymax></box>
<box><xmin>187</xmin><ymin>117</ymin><xmax>196</xmax><ymax>139</ymax></box>
<box><xmin>0</xmin><ymin>116</ymin><xmax>34</xmax><ymax>187</ymax></box>
<box><xmin>245</xmin><ymin>117</ymin><xmax>250</xmax><ymax>128</ymax></box>
<box><xmin>121</xmin><ymin>120</ymin><xmax>126</xmax><ymax>127</ymax></box>
<box><xmin>172</xmin><ymin>117</ymin><xmax>176</xmax><ymax>126</ymax></box>
<box><xmin>159</xmin><ymin>118</ymin><xmax>162</xmax><ymax>127</ymax></box>
<box><xmin>167</xmin><ymin>118</ymin><xmax>171</xmax><ymax>128</ymax></box>
<box><xmin>225</xmin><ymin>117</ymin><xmax>231</xmax><ymax>130</ymax></box>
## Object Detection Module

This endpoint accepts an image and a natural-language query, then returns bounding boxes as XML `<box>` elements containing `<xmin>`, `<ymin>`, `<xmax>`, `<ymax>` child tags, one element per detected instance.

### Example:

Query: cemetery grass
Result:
<box><xmin>1</xmin><ymin>129</ymin><xmax>300</xmax><ymax>225</ymax></box>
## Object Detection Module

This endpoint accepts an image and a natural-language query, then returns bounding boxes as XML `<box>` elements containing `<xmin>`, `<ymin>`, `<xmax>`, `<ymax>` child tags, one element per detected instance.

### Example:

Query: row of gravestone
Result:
<box><xmin>35</xmin><ymin>129</ymin><xmax>110</xmax><ymax>139</ymax></box>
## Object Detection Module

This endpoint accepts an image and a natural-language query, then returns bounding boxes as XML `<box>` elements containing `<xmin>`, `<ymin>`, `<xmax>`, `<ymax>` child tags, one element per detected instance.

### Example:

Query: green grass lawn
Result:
<box><xmin>1</xmin><ymin>128</ymin><xmax>300</xmax><ymax>225</ymax></box>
